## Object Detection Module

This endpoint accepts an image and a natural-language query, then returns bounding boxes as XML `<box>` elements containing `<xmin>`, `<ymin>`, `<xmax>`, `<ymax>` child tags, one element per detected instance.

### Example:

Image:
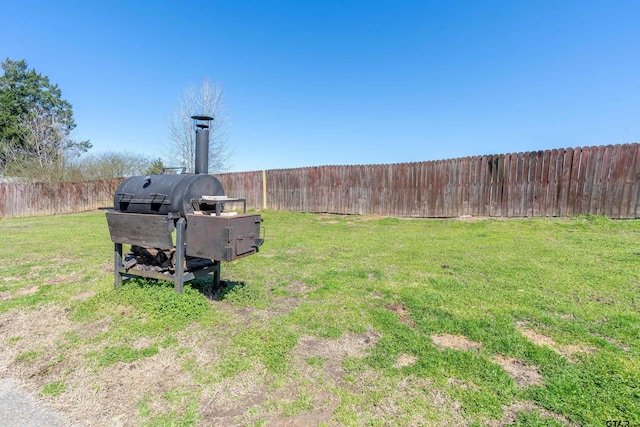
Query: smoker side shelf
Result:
<box><xmin>106</xmin><ymin>211</ymin><xmax>174</xmax><ymax>249</ymax></box>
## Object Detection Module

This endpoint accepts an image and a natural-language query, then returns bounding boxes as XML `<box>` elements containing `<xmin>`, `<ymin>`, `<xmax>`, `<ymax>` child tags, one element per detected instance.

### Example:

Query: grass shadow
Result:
<box><xmin>211</xmin><ymin>280</ymin><xmax>246</xmax><ymax>301</ymax></box>
<box><xmin>117</xmin><ymin>273</ymin><xmax>233</xmax><ymax>301</ymax></box>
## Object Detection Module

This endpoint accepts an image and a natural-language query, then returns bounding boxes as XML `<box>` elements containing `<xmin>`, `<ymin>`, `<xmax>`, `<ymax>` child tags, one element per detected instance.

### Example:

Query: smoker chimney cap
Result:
<box><xmin>191</xmin><ymin>115</ymin><xmax>214</xmax><ymax>121</ymax></box>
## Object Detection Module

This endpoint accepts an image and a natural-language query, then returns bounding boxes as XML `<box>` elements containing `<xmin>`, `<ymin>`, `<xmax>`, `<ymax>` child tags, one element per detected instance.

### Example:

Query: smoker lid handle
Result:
<box><xmin>117</xmin><ymin>192</ymin><xmax>134</xmax><ymax>201</ymax></box>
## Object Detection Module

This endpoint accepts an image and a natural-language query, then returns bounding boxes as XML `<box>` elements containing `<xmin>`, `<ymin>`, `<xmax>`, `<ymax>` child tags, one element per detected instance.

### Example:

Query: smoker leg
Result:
<box><xmin>213</xmin><ymin>260</ymin><xmax>221</xmax><ymax>290</ymax></box>
<box><xmin>174</xmin><ymin>218</ymin><xmax>186</xmax><ymax>294</ymax></box>
<box><xmin>114</xmin><ymin>243</ymin><xmax>123</xmax><ymax>289</ymax></box>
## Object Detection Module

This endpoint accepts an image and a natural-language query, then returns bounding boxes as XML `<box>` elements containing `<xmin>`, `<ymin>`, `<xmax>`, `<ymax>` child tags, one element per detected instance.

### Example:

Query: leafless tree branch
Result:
<box><xmin>166</xmin><ymin>79</ymin><xmax>232</xmax><ymax>173</ymax></box>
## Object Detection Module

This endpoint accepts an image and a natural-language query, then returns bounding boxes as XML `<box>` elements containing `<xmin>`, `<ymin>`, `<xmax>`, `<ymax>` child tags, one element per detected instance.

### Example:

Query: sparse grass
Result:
<box><xmin>514</xmin><ymin>411</ymin><xmax>565</xmax><ymax>427</ymax></box>
<box><xmin>306</xmin><ymin>356</ymin><xmax>325</xmax><ymax>368</ymax></box>
<box><xmin>232</xmin><ymin>324</ymin><xmax>299</xmax><ymax>374</ymax></box>
<box><xmin>276</xmin><ymin>390</ymin><xmax>315</xmax><ymax>417</ymax></box>
<box><xmin>0</xmin><ymin>210</ymin><xmax>639</xmax><ymax>426</ymax></box>
<box><xmin>16</xmin><ymin>349</ymin><xmax>41</xmax><ymax>362</ymax></box>
<box><xmin>94</xmin><ymin>345</ymin><xmax>159</xmax><ymax>367</ymax></box>
<box><xmin>41</xmin><ymin>381</ymin><xmax>66</xmax><ymax>397</ymax></box>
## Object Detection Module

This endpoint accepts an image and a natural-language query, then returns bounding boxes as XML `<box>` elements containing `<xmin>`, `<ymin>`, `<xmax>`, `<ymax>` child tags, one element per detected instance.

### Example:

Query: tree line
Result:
<box><xmin>0</xmin><ymin>58</ymin><xmax>231</xmax><ymax>183</ymax></box>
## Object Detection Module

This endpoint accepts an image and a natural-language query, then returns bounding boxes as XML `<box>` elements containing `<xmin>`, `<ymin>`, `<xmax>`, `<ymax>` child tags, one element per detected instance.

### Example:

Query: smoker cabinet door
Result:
<box><xmin>185</xmin><ymin>214</ymin><xmax>262</xmax><ymax>261</ymax></box>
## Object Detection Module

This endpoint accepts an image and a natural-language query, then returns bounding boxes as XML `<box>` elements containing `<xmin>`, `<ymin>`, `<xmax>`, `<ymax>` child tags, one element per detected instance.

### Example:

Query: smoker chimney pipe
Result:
<box><xmin>191</xmin><ymin>115</ymin><xmax>214</xmax><ymax>174</ymax></box>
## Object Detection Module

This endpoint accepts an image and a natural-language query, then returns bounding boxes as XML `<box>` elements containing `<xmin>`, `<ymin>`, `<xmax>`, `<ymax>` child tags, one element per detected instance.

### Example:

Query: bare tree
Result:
<box><xmin>5</xmin><ymin>105</ymin><xmax>72</xmax><ymax>182</ymax></box>
<box><xmin>22</xmin><ymin>105</ymin><xmax>65</xmax><ymax>167</ymax></box>
<box><xmin>166</xmin><ymin>79</ymin><xmax>232</xmax><ymax>173</ymax></box>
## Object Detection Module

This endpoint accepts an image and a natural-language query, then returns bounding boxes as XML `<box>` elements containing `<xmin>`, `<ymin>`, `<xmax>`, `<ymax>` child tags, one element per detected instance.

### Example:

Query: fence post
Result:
<box><xmin>262</xmin><ymin>169</ymin><xmax>267</xmax><ymax>210</ymax></box>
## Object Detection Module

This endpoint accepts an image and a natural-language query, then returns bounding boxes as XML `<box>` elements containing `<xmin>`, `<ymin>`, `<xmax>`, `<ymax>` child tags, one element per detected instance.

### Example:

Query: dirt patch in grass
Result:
<box><xmin>556</xmin><ymin>313</ymin><xmax>576</xmax><ymax>320</ymax></box>
<box><xmin>278</xmin><ymin>394</ymin><xmax>338</xmax><ymax>427</ymax></box>
<box><xmin>314</xmin><ymin>214</ymin><xmax>334</xmax><ymax>220</ymax></box>
<box><xmin>385</xmin><ymin>302</ymin><xmax>415</xmax><ymax>328</ymax></box>
<box><xmin>286</xmin><ymin>281</ymin><xmax>312</xmax><ymax>294</ymax></box>
<box><xmin>354</xmin><ymin>215</ymin><xmax>387</xmax><ymax>222</ymax></box>
<box><xmin>431</xmin><ymin>334</ymin><xmax>483</xmax><ymax>351</ymax></box>
<box><xmin>518</xmin><ymin>326</ymin><xmax>556</xmax><ymax>347</ymax></box>
<box><xmin>592</xmin><ymin>334</ymin><xmax>631</xmax><ymax>351</ymax></box>
<box><xmin>455</xmin><ymin>215</ymin><xmax>486</xmax><ymax>222</ymax></box>
<box><xmin>0</xmin><ymin>305</ymin><xmax>73</xmax><ymax>373</ymax></box>
<box><xmin>394</xmin><ymin>353</ymin><xmax>418</xmax><ymax>369</ymax></box>
<box><xmin>447</xmin><ymin>377</ymin><xmax>480</xmax><ymax>390</ymax></box>
<box><xmin>277</xmin><ymin>332</ymin><xmax>377</xmax><ymax>424</ymax></box>
<box><xmin>199</xmin><ymin>371</ymin><xmax>269</xmax><ymax>426</ymax></box>
<box><xmin>131</xmin><ymin>336</ymin><xmax>156</xmax><ymax>350</ymax></box>
<box><xmin>590</xmin><ymin>295</ymin><xmax>615</xmax><ymax>304</ymax></box>
<box><xmin>345</xmin><ymin>371</ymin><xmax>467</xmax><ymax>426</ymax></box>
<box><xmin>259</xmin><ymin>253</ymin><xmax>276</xmax><ymax>258</ymax></box>
<box><xmin>6</xmin><ymin>318</ymin><xmax>218</xmax><ymax>426</ymax></box>
<box><xmin>292</xmin><ymin>330</ymin><xmax>380</xmax><ymax>382</ymax></box>
<box><xmin>216</xmin><ymin>297</ymin><xmax>300</xmax><ymax>328</ymax></box>
<box><xmin>215</xmin><ymin>336</ymin><xmax>435</xmax><ymax>426</ymax></box>
<box><xmin>516</xmin><ymin>322</ymin><xmax>595</xmax><ymax>360</ymax></box>
<box><xmin>0</xmin><ymin>305</ymin><xmax>177</xmax><ymax>426</ymax></box>
<box><xmin>70</xmin><ymin>291</ymin><xmax>95</xmax><ymax>301</ymax></box>
<box><xmin>0</xmin><ymin>285</ymin><xmax>40</xmax><ymax>300</ymax></box>
<box><xmin>201</xmin><ymin>330</ymin><xmax>381</xmax><ymax>426</ymax></box>
<box><xmin>212</xmin><ymin>383</ymin><xmax>338</xmax><ymax>427</ymax></box>
<box><xmin>604</xmin><ymin>338</ymin><xmax>631</xmax><ymax>352</ymax></box>
<box><xmin>58</xmin><ymin>347</ymin><xmax>195</xmax><ymax>425</ymax></box>
<box><xmin>46</xmin><ymin>273</ymin><xmax>81</xmax><ymax>285</ymax></box>
<box><xmin>487</xmin><ymin>401</ymin><xmax>573</xmax><ymax>427</ymax></box>
<box><xmin>75</xmin><ymin>317</ymin><xmax>112</xmax><ymax>341</ymax></box>
<box><xmin>491</xmin><ymin>355</ymin><xmax>542</xmax><ymax>387</ymax></box>
<box><xmin>561</xmin><ymin>344</ymin><xmax>597</xmax><ymax>358</ymax></box>
<box><xmin>57</xmin><ymin>256</ymin><xmax>83</xmax><ymax>266</ymax></box>
<box><xmin>14</xmin><ymin>286</ymin><xmax>40</xmax><ymax>296</ymax></box>
<box><xmin>99</xmin><ymin>262</ymin><xmax>113</xmax><ymax>273</ymax></box>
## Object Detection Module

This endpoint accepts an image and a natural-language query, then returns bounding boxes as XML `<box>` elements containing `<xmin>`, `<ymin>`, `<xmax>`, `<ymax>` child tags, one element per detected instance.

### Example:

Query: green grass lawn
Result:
<box><xmin>0</xmin><ymin>211</ymin><xmax>638</xmax><ymax>426</ymax></box>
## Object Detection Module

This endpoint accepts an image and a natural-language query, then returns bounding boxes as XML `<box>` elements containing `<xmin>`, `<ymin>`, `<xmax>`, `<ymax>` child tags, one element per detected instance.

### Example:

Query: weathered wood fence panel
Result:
<box><xmin>218</xmin><ymin>143</ymin><xmax>640</xmax><ymax>219</ymax></box>
<box><xmin>0</xmin><ymin>179</ymin><xmax>122</xmax><ymax>218</ymax></box>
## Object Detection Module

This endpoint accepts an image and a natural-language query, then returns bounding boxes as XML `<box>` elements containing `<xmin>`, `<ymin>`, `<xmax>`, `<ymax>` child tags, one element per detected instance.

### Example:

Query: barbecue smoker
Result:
<box><xmin>106</xmin><ymin>115</ymin><xmax>263</xmax><ymax>293</ymax></box>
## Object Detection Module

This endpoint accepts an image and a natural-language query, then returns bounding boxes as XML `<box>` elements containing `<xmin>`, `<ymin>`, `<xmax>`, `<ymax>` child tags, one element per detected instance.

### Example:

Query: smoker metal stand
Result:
<box><xmin>113</xmin><ymin>218</ymin><xmax>221</xmax><ymax>293</ymax></box>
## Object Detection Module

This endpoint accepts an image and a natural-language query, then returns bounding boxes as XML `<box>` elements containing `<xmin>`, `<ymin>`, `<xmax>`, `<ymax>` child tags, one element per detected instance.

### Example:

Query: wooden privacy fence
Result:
<box><xmin>0</xmin><ymin>179</ymin><xmax>122</xmax><ymax>218</ymax></box>
<box><xmin>218</xmin><ymin>143</ymin><xmax>640</xmax><ymax>218</ymax></box>
<box><xmin>1</xmin><ymin>144</ymin><xmax>638</xmax><ymax>219</ymax></box>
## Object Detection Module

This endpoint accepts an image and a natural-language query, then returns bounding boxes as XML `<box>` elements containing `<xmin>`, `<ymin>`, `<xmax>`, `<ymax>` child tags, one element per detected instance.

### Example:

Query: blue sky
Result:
<box><xmin>1</xmin><ymin>0</ymin><xmax>638</xmax><ymax>172</ymax></box>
